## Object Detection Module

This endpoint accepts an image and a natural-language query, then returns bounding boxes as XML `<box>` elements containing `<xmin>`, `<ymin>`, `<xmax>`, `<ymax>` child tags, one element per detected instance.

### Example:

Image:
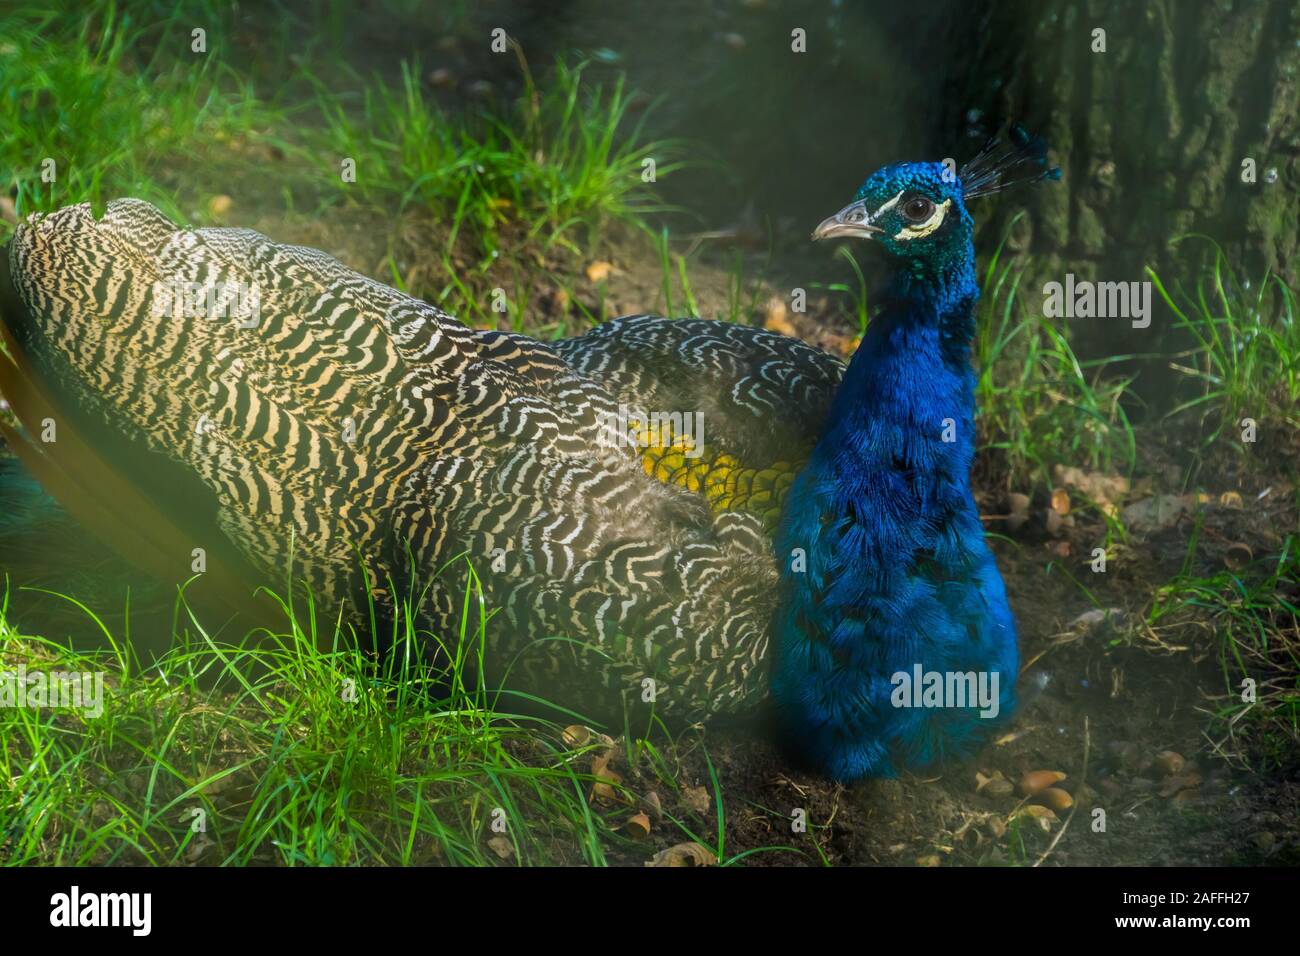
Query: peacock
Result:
<box><xmin>0</xmin><ymin>126</ymin><xmax>1057</xmax><ymax>781</ymax></box>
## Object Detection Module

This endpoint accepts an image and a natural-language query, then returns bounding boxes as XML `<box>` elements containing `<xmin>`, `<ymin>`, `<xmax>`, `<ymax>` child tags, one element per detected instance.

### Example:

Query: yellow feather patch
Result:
<box><xmin>639</xmin><ymin>428</ymin><xmax>802</xmax><ymax>529</ymax></box>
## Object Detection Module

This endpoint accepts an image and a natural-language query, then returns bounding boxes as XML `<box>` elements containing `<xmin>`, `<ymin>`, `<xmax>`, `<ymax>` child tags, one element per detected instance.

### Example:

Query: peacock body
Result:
<box><xmin>0</xmin><ymin>199</ymin><xmax>834</xmax><ymax>724</ymax></box>
<box><xmin>0</xmin><ymin>129</ymin><xmax>1055</xmax><ymax>780</ymax></box>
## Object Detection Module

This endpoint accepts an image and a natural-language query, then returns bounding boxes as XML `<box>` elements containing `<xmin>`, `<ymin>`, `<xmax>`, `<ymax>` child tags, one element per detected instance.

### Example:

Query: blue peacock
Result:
<box><xmin>0</xmin><ymin>125</ymin><xmax>1057</xmax><ymax>781</ymax></box>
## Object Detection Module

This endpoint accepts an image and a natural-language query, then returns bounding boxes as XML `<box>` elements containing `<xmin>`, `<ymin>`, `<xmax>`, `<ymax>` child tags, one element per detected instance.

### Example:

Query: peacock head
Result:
<box><xmin>813</xmin><ymin>123</ymin><xmax>1060</xmax><ymax>278</ymax></box>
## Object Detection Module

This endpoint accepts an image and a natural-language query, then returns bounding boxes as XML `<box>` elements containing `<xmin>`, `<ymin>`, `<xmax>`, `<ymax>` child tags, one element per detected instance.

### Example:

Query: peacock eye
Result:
<box><xmin>901</xmin><ymin>196</ymin><xmax>935</xmax><ymax>223</ymax></box>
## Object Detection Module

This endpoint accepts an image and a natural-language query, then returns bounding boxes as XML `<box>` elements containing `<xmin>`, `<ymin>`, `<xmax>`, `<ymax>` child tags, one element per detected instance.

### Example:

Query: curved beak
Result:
<box><xmin>812</xmin><ymin>199</ymin><xmax>883</xmax><ymax>241</ymax></box>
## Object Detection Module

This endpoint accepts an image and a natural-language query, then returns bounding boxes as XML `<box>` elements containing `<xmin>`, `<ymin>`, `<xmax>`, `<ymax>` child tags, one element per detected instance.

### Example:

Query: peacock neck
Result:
<box><xmin>776</xmin><ymin>245</ymin><xmax>983</xmax><ymax>608</ymax></box>
<box><xmin>824</xmin><ymin>248</ymin><xmax>980</xmax><ymax>475</ymax></box>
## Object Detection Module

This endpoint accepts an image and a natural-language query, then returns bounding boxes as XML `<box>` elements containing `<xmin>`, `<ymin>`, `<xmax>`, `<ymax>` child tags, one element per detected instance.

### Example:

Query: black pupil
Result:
<box><xmin>905</xmin><ymin>198</ymin><xmax>931</xmax><ymax>220</ymax></box>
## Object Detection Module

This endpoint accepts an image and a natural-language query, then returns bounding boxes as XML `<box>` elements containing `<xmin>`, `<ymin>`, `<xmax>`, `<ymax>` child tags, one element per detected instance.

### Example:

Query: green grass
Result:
<box><xmin>1146</xmin><ymin>528</ymin><xmax>1300</xmax><ymax>773</ymax></box>
<box><xmin>308</xmin><ymin>52</ymin><xmax>683</xmax><ymax>323</ymax></box>
<box><xmin>0</xmin><ymin>564</ymin><xmax>810</xmax><ymax>866</ymax></box>
<box><xmin>1149</xmin><ymin>235</ymin><xmax>1300</xmax><ymax>446</ymax></box>
<box><xmin>0</xmin><ymin>3</ymin><xmax>680</xmax><ymax>334</ymax></box>
<box><xmin>974</xmin><ymin>269</ymin><xmax>1137</xmax><ymax>487</ymax></box>
<box><xmin>0</xmin><ymin>571</ymin><xmax>638</xmax><ymax>866</ymax></box>
<box><xmin>0</xmin><ymin>1</ymin><xmax>283</xmax><ymax>238</ymax></box>
<box><xmin>973</xmin><ymin>221</ymin><xmax>1137</xmax><ymax>490</ymax></box>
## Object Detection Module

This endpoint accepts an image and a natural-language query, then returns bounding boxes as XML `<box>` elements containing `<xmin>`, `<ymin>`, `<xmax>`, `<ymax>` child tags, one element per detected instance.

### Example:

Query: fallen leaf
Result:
<box><xmin>626</xmin><ymin>812</ymin><xmax>652</xmax><ymax>839</ymax></box>
<box><xmin>647</xmin><ymin>842</ymin><xmax>715</xmax><ymax>867</ymax></box>
<box><xmin>994</xmin><ymin>727</ymin><xmax>1036</xmax><ymax>746</ymax></box>
<box><xmin>487</xmin><ymin>835</ymin><xmax>514</xmax><ymax>860</ymax></box>
<box><xmin>1050</xmin><ymin>488</ymin><xmax>1071</xmax><ymax>515</ymax></box>
<box><xmin>1067</xmin><ymin>607</ymin><xmax>1125</xmax><ymax>632</ymax></box>
<box><xmin>1013</xmin><ymin>804</ymin><xmax>1059</xmax><ymax>831</ymax></box>
<box><xmin>642</xmin><ymin>791</ymin><xmax>663</xmax><ymax>821</ymax></box>
<box><xmin>1052</xmin><ymin>465</ymin><xmax>1130</xmax><ymax>506</ymax></box>
<box><xmin>1121</xmin><ymin>494</ymin><xmax>1195</xmax><ymax>531</ymax></box>
<box><xmin>763</xmin><ymin>312</ymin><xmax>798</xmax><ymax>338</ymax></box>
<box><xmin>590</xmin><ymin>746</ymin><xmax>625</xmax><ymax>805</ymax></box>
<box><xmin>586</xmin><ymin>260</ymin><xmax>613</xmax><ymax>282</ymax></box>
<box><xmin>682</xmin><ymin>785</ymin><xmax>711</xmax><ymax>814</ymax></box>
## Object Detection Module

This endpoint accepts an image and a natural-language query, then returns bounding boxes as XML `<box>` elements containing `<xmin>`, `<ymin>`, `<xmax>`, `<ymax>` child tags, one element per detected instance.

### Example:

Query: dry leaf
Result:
<box><xmin>207</xmin><ymin>194</ymin><xmax>233</xmax><ymax>217</ymax></box>
<box><xmin>1067</xmin><ymin>607</ymin><xmax>1125</xmax><ymax>632</ymax></box>
<box><xmin>647</xmin><ymin>842</ymin><xmax>715</xmax><ymax>867</ymax></box>
<box><xmin>626</xmin><ymin>812</ymin><xmax>652</xmax><ymax>839</ymax></box>
<box><xmin>823</xmin><ymin>332</ymin><xmax>861</xmax><ymax>357</ymax></box>
<box><xmin>487</xmin><ymin>835</ymin><xmax>514</xmax><ymax>860</ymax></box>
<box><xmin>585</xmin><ymin>260</ymin><xmax>613</xmax><ymax>282</ymax></box>
<box><xmin>763</xmin><ymin>312</ymin><xmax>798</xmax><ymax>338</ymax></box>
<box><xmin>1014</xmin><ymin>804</ymin><xmax>1059</xmax><ymax>831</ymax></box>
<box><xmin>1121</xmin><ymin>494</ymin><xmax>1195</xmax><ymax>531</ymax></box>
<box><xmin>1050</xmin><ymin>488</ymin><xmax>1071</xmax><ymax>515</ymax></box>
<box><xmin>682</xmin><ymin>785</ymin><xmax>711</xmax><ymax>814</ymax></box>
<box><xmin>1052</xmin><ymin>465</ymin><xmax>1130</xmax><ymax>505</ymax></box>
<box><xmin>642</xmin><ymin>791</ymin><xmax>663</xmax><ymax>821</ymax></box>
<box><xmin>590</xmin><ymin>747</ymin><xmax>625</xmax><ymax>805</ymax></box>
<box><xmin>994</xmin><ymin>727</ymin><xmax>1036</xmax><ymax>746</ymax></box>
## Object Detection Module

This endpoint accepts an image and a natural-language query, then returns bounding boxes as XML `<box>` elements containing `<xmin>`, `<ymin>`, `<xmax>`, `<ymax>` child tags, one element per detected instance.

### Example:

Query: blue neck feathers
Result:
<box><xmin>770</xmin><ymin>244</ymin><xmax>1018</xmax><ymax>781</ymax></box>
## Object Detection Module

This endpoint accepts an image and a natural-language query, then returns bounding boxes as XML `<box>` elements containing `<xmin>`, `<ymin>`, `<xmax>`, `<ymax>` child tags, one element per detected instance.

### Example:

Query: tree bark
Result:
<box><xmin>944</xmin><ymin>0</ymin><xmax>1300</xmax><ymax>296</ymax></box>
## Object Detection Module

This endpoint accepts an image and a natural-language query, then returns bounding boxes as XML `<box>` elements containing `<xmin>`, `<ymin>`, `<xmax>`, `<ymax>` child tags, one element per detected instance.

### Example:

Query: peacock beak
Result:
<box><xmin>812</xmin><ymin>199</ymin><xmax>883</xmax><ymax>241</ymax></box>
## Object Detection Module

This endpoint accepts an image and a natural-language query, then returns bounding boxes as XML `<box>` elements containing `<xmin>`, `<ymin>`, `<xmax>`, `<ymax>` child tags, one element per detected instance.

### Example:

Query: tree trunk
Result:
<box><xmin>943</xmin><ymin>0</ymin><xmax>1299</xmax><ymax>301</ymax></box>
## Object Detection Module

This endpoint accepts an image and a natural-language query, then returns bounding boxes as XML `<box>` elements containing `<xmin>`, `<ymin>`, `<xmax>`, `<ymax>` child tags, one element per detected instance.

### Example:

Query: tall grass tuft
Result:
<box><xmin>309</xmin><ymin>55</ymin><xmax>682</xmax><ymax>256</ymax></box>
<box><xmin>0</xmin><ymin>571</ymin><xmax>623</xmax><ymax>866</ymax></box>
<box><xmin>0</xmin><ymin>1</ymin><xmax>280</xmax><ymax>236</ymax></box>
<box><xmin>1149</xmin><ymin>235</ymin><xmax>1300</xmax><ymax>445</ymax></box>
<box><xmin>974</xmin><ymin>221</ymin><xmax>1137</xmax><ymax>489</ymax></box>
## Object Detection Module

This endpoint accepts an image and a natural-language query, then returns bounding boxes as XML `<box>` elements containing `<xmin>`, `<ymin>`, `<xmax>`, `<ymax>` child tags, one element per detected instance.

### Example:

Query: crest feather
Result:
<box><xmin>958</xmin><ymin>122</ymin><xmax>1061</xmax><ymax>200</ymax></box>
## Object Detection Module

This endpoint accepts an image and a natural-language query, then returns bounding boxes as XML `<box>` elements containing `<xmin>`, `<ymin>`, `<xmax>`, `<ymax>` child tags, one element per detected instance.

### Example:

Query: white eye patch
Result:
<box><xmin>893</xmin><ymin>198</ymin><xmax>951</xmax><ymax>241</ymax></box>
